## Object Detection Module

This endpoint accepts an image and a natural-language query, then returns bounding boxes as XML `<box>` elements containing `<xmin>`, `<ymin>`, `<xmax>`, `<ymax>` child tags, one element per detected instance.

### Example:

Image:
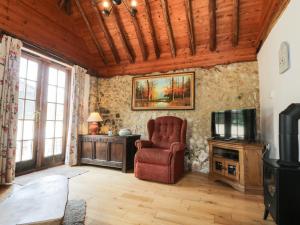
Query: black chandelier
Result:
<box><xmin>98</xmin><ymin>0</ymin><xmax>138</xmax><ymax>17</ymax></box>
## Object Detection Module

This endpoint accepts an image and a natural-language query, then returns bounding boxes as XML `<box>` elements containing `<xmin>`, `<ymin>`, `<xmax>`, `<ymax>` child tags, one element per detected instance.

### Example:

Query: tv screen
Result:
<box><xmin>211</xmin><ymin>109</ymin><xmax>256</xmax><ymax>141</ymax></box>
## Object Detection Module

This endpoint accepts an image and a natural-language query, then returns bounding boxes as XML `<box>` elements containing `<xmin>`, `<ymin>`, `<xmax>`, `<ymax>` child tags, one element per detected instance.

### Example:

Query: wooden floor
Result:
<box><xmin>1</xmin><ymin>166</ymin><xmax>275</xmax><ymax>225</ymax></box>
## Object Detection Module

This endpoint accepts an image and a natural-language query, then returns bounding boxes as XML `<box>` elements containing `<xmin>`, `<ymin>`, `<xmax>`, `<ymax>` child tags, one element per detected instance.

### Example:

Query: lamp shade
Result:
<box><xmin>87</xmin><ymin>112</ymin><xmax>103</xmax><ymax>122</ymax></box>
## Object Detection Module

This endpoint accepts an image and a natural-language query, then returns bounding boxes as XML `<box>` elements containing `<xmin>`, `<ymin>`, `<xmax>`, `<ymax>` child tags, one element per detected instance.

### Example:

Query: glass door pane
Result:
<box><xmin>16</xmin><ymin>56</ymin><xmax>39</xmax><ymax>172</ymax></box>
<box><xmin>44</xmin><ymin>67</ymin><xmax>66</xmax><ymax>159</ymax></box>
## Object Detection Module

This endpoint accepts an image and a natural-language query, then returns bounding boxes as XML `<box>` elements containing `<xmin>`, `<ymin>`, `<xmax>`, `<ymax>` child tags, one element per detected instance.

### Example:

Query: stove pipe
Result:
<box><xmin>278</xmin><ymin>103</ymin><xmax>300</xmax><ymax>167</ymax></box>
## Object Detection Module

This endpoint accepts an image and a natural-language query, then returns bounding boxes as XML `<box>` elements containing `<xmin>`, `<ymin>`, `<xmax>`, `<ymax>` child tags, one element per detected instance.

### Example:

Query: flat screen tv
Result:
<box><xmin>211</xmin><ymin>109</ymin><xmax>256</xmax><ymax>141</ymax></box>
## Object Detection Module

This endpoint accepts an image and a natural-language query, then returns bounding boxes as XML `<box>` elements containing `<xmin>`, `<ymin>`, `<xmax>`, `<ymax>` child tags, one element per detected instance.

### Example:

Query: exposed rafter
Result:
<box><xmin>58</xmin><ymin>0</ymin><xmax>72</xmax><ymax>15</ymax></box>
<box><xmin>74</xmin><ymin>0</ymin><xmax>107</xmax><ymax>64</ymax></box>
<box><xmin>131</xmin><ymin>15</ymin><xmax>148</xmax><ymax>61</ymax></box>
<box><xmin>160</xmin><ymin>0</ymin><xmax>176</xmax><ymax>58</ymax></box>
<box><xmin>232</xmin><ymin>0</ymin><xmax>240</xmax><ymax>47</ymax></box>
<box><xmin>184</xmin><ymin>0</ymin><xmax>196</xmax><ymax>55</ymax></box>
<box><xmin>112</xmin><ymin>8</ymin><xmax>135</xmax><ymax>63</ymax></box>
<box><xmin>144</xmin><ymin>0</ymin><xmax>160</xmax><ymax>59</ymax></box>
<box><xmin>58</xmin><ymin>0</ymin><xmax>65</xmax><ymax>9</ymax></box>
<box><xmin>91</xmin><ymin>0</ymin><xmax>120</xmax><ymax>64</ymax></box>
<box><xmin>209</xmin><ymin>0</ymin><xmax>217</xmax><ymax>51</ymax></box>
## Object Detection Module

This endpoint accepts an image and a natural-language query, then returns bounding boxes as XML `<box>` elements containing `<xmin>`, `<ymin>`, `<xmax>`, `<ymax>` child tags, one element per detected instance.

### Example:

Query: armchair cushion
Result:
<box><xmin>135</xmin><ymin>148</ymin><xmax>172</xmax><ymax>165</ymax></box>
<box><xmin>148</xmin><ymin>116</ymin><xmax>186</xmax><ymax>149</ymax></box>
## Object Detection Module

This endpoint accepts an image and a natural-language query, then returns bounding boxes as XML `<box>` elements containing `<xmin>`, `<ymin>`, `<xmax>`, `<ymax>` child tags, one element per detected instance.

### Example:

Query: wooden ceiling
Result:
<box><xmin>0</xmin><ymin>0</ymin><xmax>289</xmax><ymax>77</ymax></box>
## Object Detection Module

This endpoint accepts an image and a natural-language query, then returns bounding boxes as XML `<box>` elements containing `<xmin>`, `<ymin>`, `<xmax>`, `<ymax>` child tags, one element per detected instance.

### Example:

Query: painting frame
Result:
<box><xmin>131</xmin><ymin>72</ymin><xmax>195</xmax><ymax>110</ymax></box>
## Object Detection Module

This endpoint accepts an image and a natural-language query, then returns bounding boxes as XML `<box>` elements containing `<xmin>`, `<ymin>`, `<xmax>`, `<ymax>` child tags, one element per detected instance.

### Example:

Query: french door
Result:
<box><xmin>42</xmin><ymin>65</ymin><xmax>69</xmax><ymax>167</ymax></box>
<box><xmin>16</xmin><ymin>53</ymin><xmax>70</xmax><ymax>174</ymax></box>
<box><xmin>16</xmin><ymin>55</ymin><xmax>41</xmax><ymax>172</ymax></box>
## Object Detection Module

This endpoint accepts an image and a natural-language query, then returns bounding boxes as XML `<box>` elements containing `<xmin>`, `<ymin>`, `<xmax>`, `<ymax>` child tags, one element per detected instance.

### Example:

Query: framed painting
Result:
<box><xmin>132</xmin><ymin>72</ymin><xmax>195</xmax><ymax>110</ymax></box>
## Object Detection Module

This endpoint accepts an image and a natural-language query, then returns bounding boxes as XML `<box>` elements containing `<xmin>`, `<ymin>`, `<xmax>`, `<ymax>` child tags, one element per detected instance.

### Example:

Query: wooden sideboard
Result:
<box><xmin>78</xmin><ymin>135</ymin><xmax>140</xmax><ymax>173</ymax></box>
<box><xmin>208</xmin><ymin>139</ymin><xmax>265</xmax><ymax>194</ymax></box>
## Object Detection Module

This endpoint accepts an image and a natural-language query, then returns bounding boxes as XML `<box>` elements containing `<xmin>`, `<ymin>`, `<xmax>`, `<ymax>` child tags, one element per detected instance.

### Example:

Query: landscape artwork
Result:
<box><xmin>132</xmin><ymin>73</ymin><xmax>195</xmax><ymax>110</ymax></box>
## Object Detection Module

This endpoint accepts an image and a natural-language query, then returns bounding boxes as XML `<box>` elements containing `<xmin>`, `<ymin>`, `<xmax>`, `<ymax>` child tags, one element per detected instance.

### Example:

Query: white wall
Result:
<box><xmin>258</xmin><ymin>0</ymin><xmax>300</xmax><ymax>159</ymax></box>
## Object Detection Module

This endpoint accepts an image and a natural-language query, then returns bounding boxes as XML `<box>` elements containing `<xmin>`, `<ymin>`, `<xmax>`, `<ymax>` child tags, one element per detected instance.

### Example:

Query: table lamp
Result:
<box><xmin>87</xmin><ymin>112</ymin><xmax>103</xmax><ymax>135</ymax></box>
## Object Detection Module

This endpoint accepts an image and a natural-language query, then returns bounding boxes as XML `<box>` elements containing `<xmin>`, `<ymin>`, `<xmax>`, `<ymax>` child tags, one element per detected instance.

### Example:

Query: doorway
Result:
<box><xmin>16</xmin><ymin>53</ymin><xmax>70</xmax><ymax>174</ymax></box>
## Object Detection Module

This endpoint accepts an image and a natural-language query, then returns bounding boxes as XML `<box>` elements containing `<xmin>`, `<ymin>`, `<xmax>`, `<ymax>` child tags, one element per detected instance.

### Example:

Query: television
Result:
<box><xmin>211</xmin><ymin>108</ymin><xmax>256</xmax><ymax>141</ymax></box>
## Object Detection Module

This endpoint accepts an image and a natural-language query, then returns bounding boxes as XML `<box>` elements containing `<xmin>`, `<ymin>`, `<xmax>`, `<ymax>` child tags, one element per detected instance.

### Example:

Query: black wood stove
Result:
<box><xmin>263</xmin><ymin>104</ymin><xmax>300</xmax><ymax>225</ymax></box>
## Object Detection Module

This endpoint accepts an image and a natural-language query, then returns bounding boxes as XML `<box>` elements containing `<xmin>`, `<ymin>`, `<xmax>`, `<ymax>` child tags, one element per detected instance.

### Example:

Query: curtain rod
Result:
<box><xmin>0</xmin><ymin>29</ymin><xmax>99</xmax><ymax>76</ymax></box>
<box><xmin>22</xmin><ymin>47</ymin><xmax>73</xmax><ymax>69</ymax></box>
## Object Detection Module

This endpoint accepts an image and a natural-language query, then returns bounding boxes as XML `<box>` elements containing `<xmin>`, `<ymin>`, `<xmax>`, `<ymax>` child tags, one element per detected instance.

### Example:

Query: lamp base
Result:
<box><xmin>89</xmin><ymin>122</ymin><xmax>99</xmax><ymax>135</ymax></box>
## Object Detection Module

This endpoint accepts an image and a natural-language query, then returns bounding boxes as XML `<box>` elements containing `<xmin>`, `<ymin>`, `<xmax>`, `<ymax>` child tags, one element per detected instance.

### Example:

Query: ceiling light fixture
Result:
<box><xmin>97</xmin><ymin>0</ymin><xmax>138</xmax><ymax>17</ymax></box>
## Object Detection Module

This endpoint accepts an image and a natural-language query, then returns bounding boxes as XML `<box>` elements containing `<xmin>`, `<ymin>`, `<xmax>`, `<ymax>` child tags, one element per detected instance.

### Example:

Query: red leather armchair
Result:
<box><xmin>134</xmin><ymin>116</ymin><xmax>187</xmax><ymax>184</ymax></box>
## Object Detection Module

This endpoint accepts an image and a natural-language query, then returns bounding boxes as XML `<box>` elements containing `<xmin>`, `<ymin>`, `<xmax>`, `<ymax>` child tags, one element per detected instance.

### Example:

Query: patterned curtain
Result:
<box><xmin>0</xmin><ymin>35</ymin><xmax>22</xmax><ymax>185</ymax></box>
<box><xmin>65</xmin><ymin>65</ymin><xmax>88</xmax><ymax>166</ymax></box>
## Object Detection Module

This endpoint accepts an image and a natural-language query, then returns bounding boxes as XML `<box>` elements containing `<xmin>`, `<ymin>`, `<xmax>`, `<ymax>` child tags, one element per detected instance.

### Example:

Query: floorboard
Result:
<box><xmin>0</xmin><ymin>166</ymin><xmax>275</xmax><ymax>225</ymax></box>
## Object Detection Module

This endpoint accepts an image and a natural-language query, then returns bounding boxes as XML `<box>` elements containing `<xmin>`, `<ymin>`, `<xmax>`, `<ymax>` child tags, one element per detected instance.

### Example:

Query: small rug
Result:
<box><xmin>14</xmin><ymin>166</ymin><xmax>89</xmax><ymax>186</ymax></box>
<box><xmin>63</xmin><ymin>199</ymin><xmax>86</xmax><ymax>225</ymax></box>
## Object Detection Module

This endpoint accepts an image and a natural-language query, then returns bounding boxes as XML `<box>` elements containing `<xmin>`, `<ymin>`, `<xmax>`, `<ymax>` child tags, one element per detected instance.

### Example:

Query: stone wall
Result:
<box><xmin>89</xmin><ymin>62</ymin><xmax>260</xmax><ymax>173</ymax></box>
<box><xmin>89</xmin><ymin>76</ymin><xmax>99</xmax><ymax>113</ymax></box>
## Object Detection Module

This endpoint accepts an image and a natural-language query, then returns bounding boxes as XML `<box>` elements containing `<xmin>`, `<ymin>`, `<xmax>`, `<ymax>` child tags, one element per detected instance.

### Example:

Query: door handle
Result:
<box><xmin>34</xmin><ymin>111</ymin><xmax>41</xmax><ymax>123</ymax></box>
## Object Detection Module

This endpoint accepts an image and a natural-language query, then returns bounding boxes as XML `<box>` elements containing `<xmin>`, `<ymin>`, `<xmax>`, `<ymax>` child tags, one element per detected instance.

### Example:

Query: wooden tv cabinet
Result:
<box><xmin>208</xmin><ymin>139</ymin><xmax>265</xmax><ymax>194</ymax></box>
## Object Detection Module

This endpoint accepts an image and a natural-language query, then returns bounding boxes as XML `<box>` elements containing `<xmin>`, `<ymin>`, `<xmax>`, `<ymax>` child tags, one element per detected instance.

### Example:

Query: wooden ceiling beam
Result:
<box><xmin>184</xmin><ymin>0</ymin><xmax>196</xmax><ymax>55</ymax></box>
<box><xmin>58</xmin><ymin>0</ymin><xmax>66</xmax><ymax>9</ymax></box>
<box><xmin>160</xmin><ymin>0</ymin><xmax>176</xmax><ymax>58</ymax></box>
<box><xmin>232</xmin><ymin>0</ymin><xmax>239</xmax><ymax>47</ymax></box>
<box><xmin>58</xmin><ymin>0</ymin><xmax>71</xmax><ymax>15</ymax></box>
<box><xmin>112</xmin><ymin>8</ymin><xmax>135</xmax><ymax>63</ymax></box>
<box><xmin>209</xmin><ymin>0</ymin><xmax>217</xmax><ymax>51</ymax></box>
<box><xmin>91</xmin><ymin>0</ymin><xmax>120</xmax><ymax>64</ymax></box>
<box><xmin>66</xmin><ymin>0</ymin><xmax>71</xmax><ymax>15</ymax></box>
<box><xmin>144</xmin><ymin>0</ymin><xmax>160</xmax><ymax>59</ymax></box>
<box><xmin>131</xmin><ymin>15</ymin><xmax>148</xmax><ymax>61</ymax></box>
<box><xmin>99</xmin><ymin>47</ymin><xmax>257</xmax><ymax>76</ymax></box>
<box><xmin>74</xmin><ymin>0</ymin><xmax>107</xmax><ymax>64</ymax></box>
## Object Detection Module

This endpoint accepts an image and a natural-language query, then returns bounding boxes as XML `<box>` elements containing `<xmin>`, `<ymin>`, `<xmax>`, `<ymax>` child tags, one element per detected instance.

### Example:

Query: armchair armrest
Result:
<box><xmin>135</xmin><ymin>140</ymin><xmax>153</xmax><ymax>150</ymax></box>
<box><xmin>170</xmin><ymin>142</ymin><xmax>186</xmax><ymax>154</ymax></box>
